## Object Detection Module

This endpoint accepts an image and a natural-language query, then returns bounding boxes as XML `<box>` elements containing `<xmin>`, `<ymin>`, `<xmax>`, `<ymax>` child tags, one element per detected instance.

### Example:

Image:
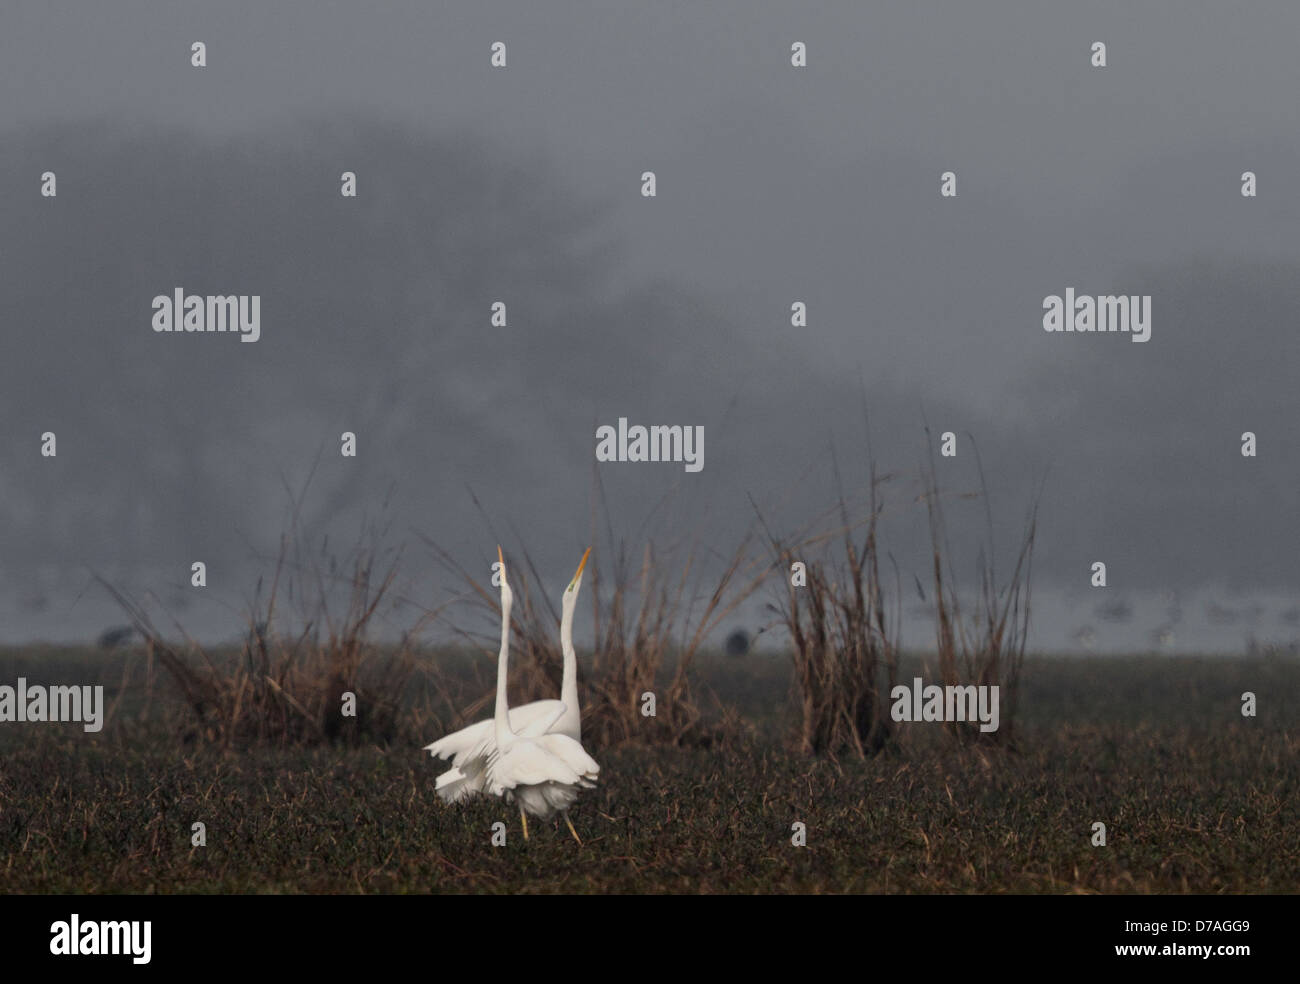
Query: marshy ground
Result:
<box><xmin>1</xmin><ymin>648</ymin><xmax>1295</xmax><ymax>893</ymax></box>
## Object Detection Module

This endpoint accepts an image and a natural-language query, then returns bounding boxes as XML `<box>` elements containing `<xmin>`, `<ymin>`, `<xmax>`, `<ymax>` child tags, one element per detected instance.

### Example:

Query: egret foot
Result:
<box><xmin>520</xmin><ymin>807</ymin><xmax>530</xmax><ymax>841</ymax></box>
<box><xmin>563</xmin><ymin>811</ymin><xmax>583</xmax><ymax>845</ymax></box>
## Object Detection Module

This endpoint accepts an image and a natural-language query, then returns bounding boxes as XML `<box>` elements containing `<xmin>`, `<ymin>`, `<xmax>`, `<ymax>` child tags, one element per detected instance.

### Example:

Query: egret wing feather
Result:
<box><xmin>536</xmin><ymin>701</ymin><xmax>569</xmax><ymax>737</ymax></box>
<box><xmin>433</xmin><ymin>760</ymin><xmax>489</xmax><ymax>803</ymax></box>
<box><xmin>535</xmin><ymin>733</ymin><xmax>600</xmax><ymax>783</ymax></box>
<box><xmin>424</xmin><ymin>699</ymin><xmax>565</xmax><ymax>764</ymax></box>
<box><xmin>486</xmin><ymin>741</ymin><xmax>583</xmax><ymax>793</ymax></box>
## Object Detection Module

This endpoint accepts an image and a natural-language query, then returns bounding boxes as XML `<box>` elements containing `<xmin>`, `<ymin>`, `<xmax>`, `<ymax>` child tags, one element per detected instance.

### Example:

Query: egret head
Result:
<box><xmin>497</xmin><ymin>545</ymin><xmax>513</xmax><ymax>613</ymax></box>
<box><xmin>561</xmin><ymin>548</ymin><xmax>591</xmax><ymax>615</ymax></box>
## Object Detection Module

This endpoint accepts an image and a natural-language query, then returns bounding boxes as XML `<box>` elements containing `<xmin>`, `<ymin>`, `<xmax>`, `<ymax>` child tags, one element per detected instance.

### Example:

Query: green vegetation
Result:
<box><xmin>1</xmin><ymin>648</ymin><xmax>1295</xmax><ymax>893</ymax></box>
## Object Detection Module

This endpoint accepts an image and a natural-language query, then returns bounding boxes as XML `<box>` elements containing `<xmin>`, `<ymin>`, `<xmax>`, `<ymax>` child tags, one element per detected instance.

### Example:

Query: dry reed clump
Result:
<box><xmin>757</xmin><ymin>460</ymin><xmax>901</xmax><ymax>758</ymax></box>
<box><xmin>921</xmin><ymin>430</ymin><xmax>1038</xmax><ymax>746</ymax></box>
<box><xmin>758</xmin><ymin>427</ymin><xmax>1040</xmax><ymax>756</ymax></box>
<box><xmin>584</xmin><ymin>539</ymin><xmax>766</xmax><ymax>747</ymax></box>
<box><xmin>100</xmin><ymin>526</ymin><xmax>428</xmax><ymax>748</ymax></box>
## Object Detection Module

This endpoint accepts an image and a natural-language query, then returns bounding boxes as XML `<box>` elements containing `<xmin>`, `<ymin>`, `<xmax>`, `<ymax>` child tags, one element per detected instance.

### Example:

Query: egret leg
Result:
<box><xmin>563</xmin><ymin>811</ymin><xmax>583</xmax><ymax>846</ymax></box>
<box><xmin>520</xmin><ymin>806</ymin><xmax>529</xmax><ymax>842</ymax></box>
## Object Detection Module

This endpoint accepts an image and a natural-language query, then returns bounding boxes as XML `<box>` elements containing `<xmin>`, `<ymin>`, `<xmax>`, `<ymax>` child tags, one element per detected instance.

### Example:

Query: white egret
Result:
<box><xmin>424</xmin><ymin>547</ymin><xmax>591</xmax><ymax>804</ymax></box>
<box><xmin>484</xmin><ymin>546</ymin><xmax>599</xmax><ymax>842</ymax></box>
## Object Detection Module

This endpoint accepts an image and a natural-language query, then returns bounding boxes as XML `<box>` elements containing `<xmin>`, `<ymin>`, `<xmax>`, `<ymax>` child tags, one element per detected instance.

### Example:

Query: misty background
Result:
<box><xmin>2</xmin><ymin>1</ymin><xmax>1299</xmax><ymax>652</ymax></box>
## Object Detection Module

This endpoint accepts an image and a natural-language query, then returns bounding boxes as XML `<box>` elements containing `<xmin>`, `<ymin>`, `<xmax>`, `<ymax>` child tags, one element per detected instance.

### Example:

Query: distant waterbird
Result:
<box><xmin>725</xmin><ymin>628</ymin><xmax>750</xmax><ymax>657</ymax></box>
<box><xmin>97</xmin><ymin>625</ymin><xmax>137</xmax><ymax>650</ymax></box>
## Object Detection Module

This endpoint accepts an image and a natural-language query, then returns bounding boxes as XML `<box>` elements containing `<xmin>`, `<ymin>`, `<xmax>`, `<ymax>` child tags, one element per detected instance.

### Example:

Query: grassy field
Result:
<box><xmin>1</xmin><ymin>648</ymin><xmax>1296</xmax><ymax>893</ymax></box>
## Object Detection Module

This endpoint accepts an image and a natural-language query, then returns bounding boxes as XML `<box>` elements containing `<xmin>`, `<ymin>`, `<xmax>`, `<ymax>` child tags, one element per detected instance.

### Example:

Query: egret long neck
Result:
<box><xmin>560</xmin><ymin>601</ymin><xmax>579</xmax><ymax>732</ymax></box>
<box><xmin>493</xmin><ymin>596</ymin><xmax>513</xmax><ymax>747</ymax></box>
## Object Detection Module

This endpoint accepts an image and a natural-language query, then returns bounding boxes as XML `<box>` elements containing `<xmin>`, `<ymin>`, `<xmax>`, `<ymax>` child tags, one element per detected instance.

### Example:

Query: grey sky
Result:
<box><xmin>2</xmin><ymin>2</ymin><xmax>1299</xmax><ymax>651</ymax></box>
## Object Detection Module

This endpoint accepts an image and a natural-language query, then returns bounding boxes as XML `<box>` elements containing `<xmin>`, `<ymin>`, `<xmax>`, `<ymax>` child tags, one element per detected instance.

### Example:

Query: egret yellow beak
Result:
<box><xmin>497</xmin><ymin>544</ymin><xmax>504</xmax><ymax>570</ymax></box>
<box><xmin>568</xmin><ymin>547</ymin><xmax>592</xmax><ymax>590</ymax></box>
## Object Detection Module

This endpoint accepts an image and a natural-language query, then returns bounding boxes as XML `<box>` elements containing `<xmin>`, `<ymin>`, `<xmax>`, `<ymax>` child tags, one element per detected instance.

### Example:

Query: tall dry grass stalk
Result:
<box><xmin>100</xmin><ymin>521</ymin><xmax>432</xmax><ymax>748</ymax></box>
<box><xmin>921</xmin><ymin>429</ymin><xmax>1038</xmax><ymax>745</ymax></box>
<box><xmin>584</xmin><ymin>537</ymin><xmax>766</xmax><ymax>746</ymax></box>
<box><xmin>757</xmin><ymin>454</ymin><xmax>902</xmax><ymax>758</ymax></box>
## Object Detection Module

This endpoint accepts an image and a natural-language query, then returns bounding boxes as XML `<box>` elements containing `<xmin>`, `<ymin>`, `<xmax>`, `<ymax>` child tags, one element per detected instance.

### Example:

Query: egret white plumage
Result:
<box><xmin>424</xmin><ymin>547</ymin><xmax>593</xmax><ymax>804</ymax></box>
<box><xmin>483</xmin><ymin>546</ymin><xmax>598</xmax><ymax>842</ymax></box>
